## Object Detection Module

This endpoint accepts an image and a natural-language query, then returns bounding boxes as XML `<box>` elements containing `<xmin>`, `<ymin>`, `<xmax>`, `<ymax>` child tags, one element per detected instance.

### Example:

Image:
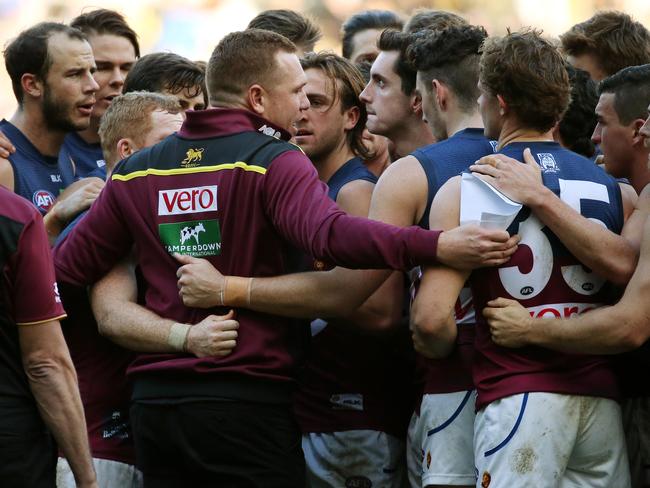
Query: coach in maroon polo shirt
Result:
<box><xmin>54</xmin><ymin>29</ymin><xmax>516</xmax><ymax>487</ymax></box>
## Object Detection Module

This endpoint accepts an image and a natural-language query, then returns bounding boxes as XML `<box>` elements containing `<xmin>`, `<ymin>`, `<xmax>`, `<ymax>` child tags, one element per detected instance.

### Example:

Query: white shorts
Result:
<box><xmin>474</xmin><ymin>392</ymin><xmax>631</xmax><ymax>488</ymax></box>
<box><xmin>56</xmin><ymin>457</ymin><xmax>142</xmax><ymax>488</ymax></box>
<box><xmin>407</xmin><ymin>390</ymin><xmax>477</xmax><ymax>487</ymax></box>
<box><xmin>622</xmin><ymin>396</ymin><xmax>650</xmax><ymax>488</ymax></box>
<box><xmin>302</xmin><ymin>430</ymin><xmax>405</xmax><ymax>488</ymax></box>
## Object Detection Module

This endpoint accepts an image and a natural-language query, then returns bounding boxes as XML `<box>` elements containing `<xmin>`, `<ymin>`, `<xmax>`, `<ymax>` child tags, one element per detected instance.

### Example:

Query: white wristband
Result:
<box><xmin>168</xmin><ymin>323</ymin><xmax>191</xmax><ymax>352</ymax></box>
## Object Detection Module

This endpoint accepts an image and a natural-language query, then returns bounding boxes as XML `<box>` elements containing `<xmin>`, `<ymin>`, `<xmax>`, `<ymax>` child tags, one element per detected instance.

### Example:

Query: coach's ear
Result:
<box><xmin>117</xmin><ymin>138</ymin><xmax>138</xmax><ymax>160</ymax></box>
<box><xmin>247</xmin><ymin>84</ymin><xmax>266</xmax><ymax>116</ymax></box>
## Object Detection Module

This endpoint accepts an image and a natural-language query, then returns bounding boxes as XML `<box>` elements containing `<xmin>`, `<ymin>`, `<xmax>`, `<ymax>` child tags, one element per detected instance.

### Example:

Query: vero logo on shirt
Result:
<box><xmin>158</xmin><ymin>185</ymin><xmax>218</xmax><ymax>215</ymax></box>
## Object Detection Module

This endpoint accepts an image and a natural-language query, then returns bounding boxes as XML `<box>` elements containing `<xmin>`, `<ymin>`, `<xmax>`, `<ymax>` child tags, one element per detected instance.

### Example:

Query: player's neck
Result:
<box><xmin>76</xmin><ymin>117</ymin><xmax>101</xmax><ymax>144</ymax></box>
<box><xmin>627</xmin><ymin>152</ymin><xmax>650</xmax><ymax>194</ymax></box>
<box><xmin>390</xmin><ymin>118</ymin><xmax>435</xmax><ymax>159</ymax></box>
<box><xmin>313</xmin><ymin>141</ymin><xmax>356</xmax><ymax>183</ymax></box>
<box><xmin>446</xmin><ymin>110</ymin><xmax>484</xmax><ymax>138</ymax></box>
<box><xmin>497</xmin><ymin>121</ymin><xmax>553</xmax><ymax>150</ymax></box>
<box><xmin>10</xmin><ymin>106</ymin><xmax>66</xmax><ymax>157</ymax></box>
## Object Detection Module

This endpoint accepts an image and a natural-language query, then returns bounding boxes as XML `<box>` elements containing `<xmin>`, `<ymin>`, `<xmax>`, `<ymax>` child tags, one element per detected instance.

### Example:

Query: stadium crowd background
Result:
<box><xmin>0</xmin><ymin>0</ymin><xmax>649</xmax><ymax>116</ymax></box>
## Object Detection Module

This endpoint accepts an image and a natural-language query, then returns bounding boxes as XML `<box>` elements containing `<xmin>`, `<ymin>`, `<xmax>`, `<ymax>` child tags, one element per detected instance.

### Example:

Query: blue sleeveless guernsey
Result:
<box><xmin>326</xmin><ymin>156</ymin><xmax>376</xmax><ymax>201</ymax></box>
<box><xmin>412</xmin><ymin>127</ymin><xmax>496</xmax><ymax>229</ymax></box>
<box><xmin>410</xmin><ymin>127</ymin><xmax>495</xmax><ymax>396</ymax></box>
<box><xmin>0</xmin><ymin>120</ymin><xmax>74</xmax><ymax>214</ymax></box>
<box><xmin>60</xmin><ymin>131</ymin><xmax>105</xmax><ymax>178</ymax></box>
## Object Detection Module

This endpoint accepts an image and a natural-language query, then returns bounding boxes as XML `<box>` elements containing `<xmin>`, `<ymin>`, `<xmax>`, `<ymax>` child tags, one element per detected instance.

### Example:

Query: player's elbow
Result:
<box><xmin>23</xmin><ymin>348</ymin><xmax>75</xmax><ymax>385</ymax></box>
<box><xmin>410</xmin><ymin>306</ymin><xmax>455</xmax><ymax>357</ymax></box>
<box><xmin>618</xmin><ymin>320</ymin><xmax>650</xmax><ymax>351</ymax></box>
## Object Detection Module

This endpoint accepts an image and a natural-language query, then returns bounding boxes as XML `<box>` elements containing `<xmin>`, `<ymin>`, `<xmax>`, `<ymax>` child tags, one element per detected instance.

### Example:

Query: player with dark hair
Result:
<box><xmin>402</xmin><ymin>24</ymin><xmax>491</xmax><ymax>488</ymax></box>
<box><xmin>247</xmin><ymin>9</ymin><xmax>321</xmax><ymax>55</ymax></box>
<box><xmin>123</xmin><ymin>52</ymin><xmax>206</xmax><ymax>113</ymax></box>
<box><xmin>561</xmin><ymin>10</ymin><xmax>650</xmax><ymax>81</ymax></box>
<box><xmin>341</xmin><ymin>9</ymin><xmax>403</xmax><ymax>64</ymax></box>
<box><xmin>54</xmin><ymin>28</ymin><xmax>516</xmax><ymax>486</ymax></box>
<box><xmin>360</xmin><ymin>29</ymin><xmax>434</xmax><ymax>159</ymax></box>
<box><xmin>416</xmin><ymin>29</ymin><xmax>635</xmax><ymax>486</ymax></box>
<box><xmin>555</xmin><ymin>64</ymin><xmax>599</xmax><ymax>158</ymax></box>
<box><xmin>0</xmin><ymin>22</ymin><xmax>97</xmax><ymax>216</ymax></box>
<box><xmin>0</xmin><ymin>186</ymin><xmax>97</xmax><ymax>488</ymax></box>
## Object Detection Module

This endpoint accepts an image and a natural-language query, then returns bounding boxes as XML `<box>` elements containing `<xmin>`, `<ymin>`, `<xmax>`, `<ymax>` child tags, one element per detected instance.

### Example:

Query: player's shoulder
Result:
<box><xmin>0</xmin><ymin>184</ymin><xmax>40</xmax><ymax>227</ymax></box>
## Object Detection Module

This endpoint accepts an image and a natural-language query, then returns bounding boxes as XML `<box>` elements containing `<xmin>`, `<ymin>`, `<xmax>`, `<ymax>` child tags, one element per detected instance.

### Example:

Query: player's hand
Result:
<box><xmin>437</xmin><ymin>225</ymin><xmax>520</xmax><ymax>269</ymax></box>
<box><xmin>469</xmin><ymin>148</ymin><xmax>545</xmax><ymax>206</ymax></box>
<box><xmin>175</xmin><ymin>253</ymin><xmax>224</xmax><ymax>308</ymax></box>
<box><xmin>0</xmin><ymin>129</ymin><xmax>15</xmax><ymax>158</ymax></box>
<box><xmin>186</xmin><ymin>311</ymin><xmax>239</xmax><ymax>358</ymax></box>
<box><xmin>52</xmin><ymin>177</ymin><xmax>105</xmax><ymax>222</ymax></box>
<box><xmin>484</xmin><ymin>298</ymin><xmax>533</xmax><ymax>348</ymax></box>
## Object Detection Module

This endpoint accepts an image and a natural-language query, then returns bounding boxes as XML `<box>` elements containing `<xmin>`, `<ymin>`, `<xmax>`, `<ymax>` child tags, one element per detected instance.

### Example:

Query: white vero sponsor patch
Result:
<box><xmin>525</xmin><ymin>302</ymin><xmax>603</xmax><ymax>319</ymax></box>
<box><xmin>158</xmin><ymin>185</ymin><xmax>218</xmax><ymax>215</ymax></box>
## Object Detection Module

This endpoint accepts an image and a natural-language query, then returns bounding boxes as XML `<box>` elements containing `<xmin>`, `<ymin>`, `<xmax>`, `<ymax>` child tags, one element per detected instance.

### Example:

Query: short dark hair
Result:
<box><xmin>407</xmin><ymin>24</ymin><xmax>486</xmax><ymax>113</ymax></box>
<box><xmin>207</xmin><ymin>29</ymin><xmax>296</xmax><ymax>106</ymax></box>
<box><xmin>403</xmin><ymin>8</ymin><xmax>467</xmax><ymax>33</ymax></box>
<box><xmin>70</xmin><ymin>8</ymin><xmax>140</xmax><ymax>57</ymax></box>
<box><xmin>247</xmin><ymin>9</ymin><xmax>321</xmax><ymax>51</ymax></box>
<box><xmin>4</xmin><ymin>22</ymin><xmax>86</xmax><ymax>104</ymax></box>
<box><xmin>480</xmin><ymin>29</ymin><xmax>570</xmax><ymax>133</ymax></box>
<box><xmin>341</xmin><ymin>10</ymin><xmax>403</xmax><ymax>59</ymax></box>
<box><xmin>301</xmin><ymin>51</ymin><xmax>371</xmax><ymax>159</ymax></box>
<box><xmin>558</xmin><ymin>64</ymin><xmax>598</xmax><ymax>157</ymax></box>
<box><xmin>123</xmin><ymin>52</ymin><xmax>205</xmax><ymax>102</ymax></box>
<box><xmin>377</xmin><ymin>29</ymin><xmax>416</xmax><ymax>96</ymax></box>
<box><xmin>598</xmin><ymin>64</ymin><xmax>650</xmax><ymax>125</ymax></box>
<box><xmin>560</xmin><ymin>11</ymin><xmax>650</xmax><ymax>78</ymax></box>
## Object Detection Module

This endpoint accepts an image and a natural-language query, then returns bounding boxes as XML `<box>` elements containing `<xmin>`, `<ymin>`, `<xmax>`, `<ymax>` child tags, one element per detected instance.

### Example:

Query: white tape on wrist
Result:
<box><xmin>168</xmin><ymin>323</ymin><xmax>191</xmax><ymax>352</ymax></box>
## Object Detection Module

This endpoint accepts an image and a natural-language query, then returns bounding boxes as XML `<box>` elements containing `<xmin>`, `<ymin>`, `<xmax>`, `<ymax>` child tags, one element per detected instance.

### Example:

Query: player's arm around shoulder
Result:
<box><xmin>0</xmin><ymin>156</ymin><xmax>14</xmax><ymax>191</ymax></box>
<box><xmin>411</xmin><ymin>176</ymin><xmax>470</xmax><ymax>359</ymax></box>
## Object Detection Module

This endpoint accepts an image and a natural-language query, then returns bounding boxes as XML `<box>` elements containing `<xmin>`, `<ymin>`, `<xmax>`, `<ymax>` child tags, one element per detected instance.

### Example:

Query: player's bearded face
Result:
<box><xmin>42</xmin><ymin>81</ymin><xmax>85</xmax><ymax>132</ymax></box>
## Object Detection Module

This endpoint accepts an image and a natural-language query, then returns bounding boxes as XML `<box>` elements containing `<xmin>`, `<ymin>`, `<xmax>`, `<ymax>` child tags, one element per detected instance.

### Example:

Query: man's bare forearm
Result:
<box><xmin>20</xmin><ymin>325</ymin><xmax>96</xmax><ymax>487</ymax></box>
<box><xmin>243</xmin><ymin>268</ymin><xmax>390</xmax><ymax>318</ymax></box>
<box><xmin>527</xmin><ymin>305</ymin><xmax>648</xmax><ymax>354</ymax></box>
<box><xmin>530</xmin><ymin>186</ymin><xmax>637</xmax><ymax>285</ymax></box>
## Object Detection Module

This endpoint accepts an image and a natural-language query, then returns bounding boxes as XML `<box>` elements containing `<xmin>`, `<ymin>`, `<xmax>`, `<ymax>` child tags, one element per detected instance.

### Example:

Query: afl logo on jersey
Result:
<box><xmin>345</xmin><ymin>476</ymin><xmax>372</xmax><ymax>488</ymax></box>
<box><xmin>32</xmin><ymin>190</ymin><xmax>55</xmax><ymax>212</ymax></box>
<box><xmin>520</xmin><ymin>286</ymin><xmax>534</xmax><ymax>296</ymax></box>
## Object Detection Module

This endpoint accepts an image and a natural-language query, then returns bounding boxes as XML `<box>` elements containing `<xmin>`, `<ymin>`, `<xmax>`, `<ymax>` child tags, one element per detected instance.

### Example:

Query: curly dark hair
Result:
<box><xmin>407</xmin><ymin>24</ymin><xmax>487</xmax><ymax>113</ymax></box>
<box><xmin>479</xmin><ymin>29</ymin><xmax>570</xmax><ymax>133</ymax></box>
<box><xmin>558</xmin><ymin>64</ymin><xmax>598</xmax><ymax>157</ymax></box>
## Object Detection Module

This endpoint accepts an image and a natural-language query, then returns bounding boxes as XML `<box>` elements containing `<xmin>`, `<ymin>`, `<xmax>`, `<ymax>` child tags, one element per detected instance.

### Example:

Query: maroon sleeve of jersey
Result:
<box><xmin>54</xmin><ymin>179</ymin><xmax>132</xmax><ymax>286</ymax></box>
<box><xmin>263</xmin><ymin>151</ymin><xmax>441</xmax><ymax>270</ymax></box>
<box><xmin>10</xmin><ymin>209</ymin><xmax>66</xmax><ymax>325</ymax></box>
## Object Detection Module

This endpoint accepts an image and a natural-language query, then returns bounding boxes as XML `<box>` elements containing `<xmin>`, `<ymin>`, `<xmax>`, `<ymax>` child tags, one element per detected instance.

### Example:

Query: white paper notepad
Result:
<box><xmin>460</xmin><ymin>172</ymin><xmax>523</xmax><ymax>230</ymax></box>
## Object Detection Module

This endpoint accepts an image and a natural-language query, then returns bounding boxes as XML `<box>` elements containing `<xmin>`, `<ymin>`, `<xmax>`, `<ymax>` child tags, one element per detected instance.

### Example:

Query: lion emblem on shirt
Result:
<box><xmin>181</xmin><ymin>148</ymin><xmax>204</xmax><ymax>167</ymax></box>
